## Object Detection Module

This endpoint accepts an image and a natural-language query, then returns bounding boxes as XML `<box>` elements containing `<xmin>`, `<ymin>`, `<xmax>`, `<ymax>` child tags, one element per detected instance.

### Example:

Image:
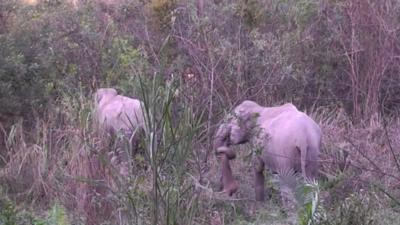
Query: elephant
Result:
<box><xmin>94</xmin><ymin>88</ymin><xmax>145</xmax><ymax>136</ymax></box>
<box><xmin>214</xmin><ymin>100</ymin><xmax>321</xmax><ymax>201</ymax></box>
<box><xmin>93</xmin><ymin>88</ymin><xmax>146</xmax><ymax>175</ymax></box>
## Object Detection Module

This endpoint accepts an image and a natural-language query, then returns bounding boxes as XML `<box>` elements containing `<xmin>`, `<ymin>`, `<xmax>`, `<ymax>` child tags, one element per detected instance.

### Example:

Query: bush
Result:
<box><xmin>0</xmin><ymin>196</ymin><xmax>18</xmax><ymax>225</ymax></box>
<box><xmin>319</xmin><ymin>192</ymin><xmax>375</xmax><ymax>225</ymax></box>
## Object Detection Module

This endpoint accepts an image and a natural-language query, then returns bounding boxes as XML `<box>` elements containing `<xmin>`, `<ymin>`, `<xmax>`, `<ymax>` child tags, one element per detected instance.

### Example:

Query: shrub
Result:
<box><xmin>318</xmin><ymin>192</ymin><xmax>375</xmax><ymax>225</ymax></box>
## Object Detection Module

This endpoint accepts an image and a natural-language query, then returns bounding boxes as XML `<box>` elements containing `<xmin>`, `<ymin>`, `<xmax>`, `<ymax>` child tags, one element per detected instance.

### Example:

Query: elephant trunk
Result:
<box><xmin>254</xmin><ymin>156</ymin><xmax>265</xmax><ymax>201</ymax></box>
<box><xmin>218</xmin><ymin>153</ymin><xmax>238</xmax><ymax>196</ymax></box>
<box><xmin>216</xmin><ymin>146</ymin><xmax>236</xmax><ymax>160</ymax></box>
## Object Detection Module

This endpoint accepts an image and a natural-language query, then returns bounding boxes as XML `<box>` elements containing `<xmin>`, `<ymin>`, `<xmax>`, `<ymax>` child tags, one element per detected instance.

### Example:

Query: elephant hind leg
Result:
<box><xmin>254</xmin><ymin>156</ymin><xmax>265</xmax><ymax>201</ymax></box>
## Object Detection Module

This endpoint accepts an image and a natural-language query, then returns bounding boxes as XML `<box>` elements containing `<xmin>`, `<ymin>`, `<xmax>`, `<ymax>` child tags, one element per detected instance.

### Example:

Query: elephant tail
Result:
<box><xmin>299</xmin><ymin>144</ymin><xmax>308</xmax><ymax>179</ymax></box>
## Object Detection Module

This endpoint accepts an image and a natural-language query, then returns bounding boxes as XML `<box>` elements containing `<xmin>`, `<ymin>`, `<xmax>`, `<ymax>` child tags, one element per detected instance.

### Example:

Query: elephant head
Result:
<box><xmin>229</xmin><ymin>101</ymin><xmax>264</xmax><ymax>145</ymax></box>
<box><xmin>214</xmin><ymin>101</ymin><xmax>263</xmax><ymax>149</ymax></box>
<box><xmin>94</xmin><ymin>88</ymin><xmax>118</xmax><ymax>109</ymax></box>
<box><xmin>213</xmin><ymin>123</ymin><xmax>231</xmax><ymax>149</ymax></box>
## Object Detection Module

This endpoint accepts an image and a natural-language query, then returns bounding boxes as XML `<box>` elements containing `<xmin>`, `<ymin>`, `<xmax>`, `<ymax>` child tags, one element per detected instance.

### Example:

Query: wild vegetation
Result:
<box><xmin>1</xmin><ymin>0</ymin><xmax>400</xmax><ymax>224</ymax></box>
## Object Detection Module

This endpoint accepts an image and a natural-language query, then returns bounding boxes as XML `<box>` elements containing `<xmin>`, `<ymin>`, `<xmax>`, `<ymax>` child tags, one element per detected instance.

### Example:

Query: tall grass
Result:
<box><xmin>2</xmin><ymin>77</ymin><xmax>400</xmax><ymax>225</ymax></box>
<box><xmin>104</xmin><ymin>74</ymin><xmax>207</xmax><ymax>224</ymax></box>
<box><xmin>0</xmin><ymin>72</ymin><xmax>207</xmax><ymax>224</ymax></box>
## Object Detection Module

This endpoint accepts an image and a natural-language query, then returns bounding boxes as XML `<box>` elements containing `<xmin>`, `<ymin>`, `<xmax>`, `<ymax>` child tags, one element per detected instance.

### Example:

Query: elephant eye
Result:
<box><xmin>250</xmin><ymin>113</ymin><xmax>260</xmax><ymax>122</ymax></box>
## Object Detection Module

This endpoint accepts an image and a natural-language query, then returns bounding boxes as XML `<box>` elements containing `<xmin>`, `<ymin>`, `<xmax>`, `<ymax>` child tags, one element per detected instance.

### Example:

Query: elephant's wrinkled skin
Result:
<box><xmin>214</xmin><ymin>100</ymin><xmax>321</xmax><ymax>201</ymax></box>
<box><xmin>94</xmin><ymin>88</ymin><xmax>145</xmax><ymax>135</ymax></box>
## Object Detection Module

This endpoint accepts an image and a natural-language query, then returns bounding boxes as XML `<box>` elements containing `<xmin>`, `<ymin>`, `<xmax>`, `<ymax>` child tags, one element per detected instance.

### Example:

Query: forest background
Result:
<box><xmin>1</xmin><ymin>0</ymin><xmax>400</xmax><ymax>224</ymax></box>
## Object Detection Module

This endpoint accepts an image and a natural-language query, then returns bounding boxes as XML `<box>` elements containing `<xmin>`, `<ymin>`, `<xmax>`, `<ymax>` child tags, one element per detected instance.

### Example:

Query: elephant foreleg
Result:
<box><xmin>254</xmin><ymin>156</ymin><xmax>265</xmax><ymax>201</ymax></box>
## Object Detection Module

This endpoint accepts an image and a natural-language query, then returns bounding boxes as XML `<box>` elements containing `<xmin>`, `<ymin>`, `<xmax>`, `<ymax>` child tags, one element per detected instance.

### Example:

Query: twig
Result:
<box><xmin>382</xmin><ymin>117</ymin><xmax>400</xmax><ymax>173</ymax></box>
<box><xmin>345</xmin><ymin>137</ymin><xmax>386</xmax><ymax>175</ymax></box>
<box><xmin>186</xmin><ymin>173</ymin><xmax>250</xmax><ymax>201</ymax></box>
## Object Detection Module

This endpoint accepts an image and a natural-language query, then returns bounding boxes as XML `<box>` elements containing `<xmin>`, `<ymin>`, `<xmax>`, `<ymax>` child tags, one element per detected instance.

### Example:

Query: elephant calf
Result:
<box><xmin>214</xmin><ymin>100</ymin><xmax>321</xmax><ymax>201</ymax></box>
<box><xmin>93</xmin><ymin>88</ymin><xmax>146</xmax><ymax>175</ymax></box>
<box><xmin>94</xmin><ymin>88</ymin><xmax>145</xmax><ymax>136</ymax></box>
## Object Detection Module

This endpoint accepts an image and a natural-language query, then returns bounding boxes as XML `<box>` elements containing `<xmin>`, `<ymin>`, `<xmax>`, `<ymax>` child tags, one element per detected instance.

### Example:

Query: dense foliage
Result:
<box><xmin>2</xmin><ymin>0</ymin><xmax>400</xmax><ymax>125</ymax></box>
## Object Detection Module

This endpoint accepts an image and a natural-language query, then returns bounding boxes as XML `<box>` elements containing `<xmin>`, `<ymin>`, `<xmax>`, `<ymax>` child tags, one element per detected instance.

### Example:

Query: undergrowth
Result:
<box><xmin>2</xmin><ymin>88</ymin><xmax>400</xmax><ymax>224</ymax></box>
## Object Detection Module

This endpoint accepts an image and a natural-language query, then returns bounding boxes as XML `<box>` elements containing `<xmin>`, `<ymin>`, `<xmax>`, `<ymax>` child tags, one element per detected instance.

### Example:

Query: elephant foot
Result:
<box><xmin>216</xmin><ymin>146</ymin><xmax>236</xmax><ymax>160</ymax></box>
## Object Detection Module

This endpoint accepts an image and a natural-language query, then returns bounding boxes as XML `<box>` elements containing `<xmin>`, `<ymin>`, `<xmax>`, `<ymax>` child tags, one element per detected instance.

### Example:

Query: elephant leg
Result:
<box><xmin>129</xmin><ymin>132</ymin><xmax>139</xmax><ymax>154</ymax></box>
<box><xmin>115</xmin><ymin>145</ymin><xmax>130</xmax><ymax>176</ymax></box>
<box><xmin>219</xmin><ymin>153</ymin><xmax>238</xmax><ymax>196</ymax></box>
<box><xmin>254</xmin><ymin>156</ymin><xmax>265</xmax><ymax>201</ymax></box>
<box><xmin>110</xmin><ymin>133</ymin><xmax>133</xmax><ymax>176</ymax></box>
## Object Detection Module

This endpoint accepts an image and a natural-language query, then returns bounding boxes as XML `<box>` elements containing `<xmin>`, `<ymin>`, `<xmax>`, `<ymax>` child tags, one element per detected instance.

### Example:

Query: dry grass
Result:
<box><xmin>0</xmin><ymin>99</ymin><xmax>139</xmax><ymax>224</ymax></box>
<box><xmin>1</xmin><ymin>100</ymin><xmax>400</xmax><ymax>224</ymax></box>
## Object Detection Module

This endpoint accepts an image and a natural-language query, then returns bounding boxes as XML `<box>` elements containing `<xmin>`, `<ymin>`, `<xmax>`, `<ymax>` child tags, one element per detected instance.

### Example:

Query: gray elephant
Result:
<box><xmin>93</xmin><ymin>88</ymin><xmax>146</xmax><ymax>175</ymax></box>
<box><xmin>214</xmin><ymin>100</ymin><xmax>321</xmax><ymax>201</ymax></box>
<box><xmin>94</xmin><ymin>88</ymin><xmax>146</xmax><ymax>136</ymax></box>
